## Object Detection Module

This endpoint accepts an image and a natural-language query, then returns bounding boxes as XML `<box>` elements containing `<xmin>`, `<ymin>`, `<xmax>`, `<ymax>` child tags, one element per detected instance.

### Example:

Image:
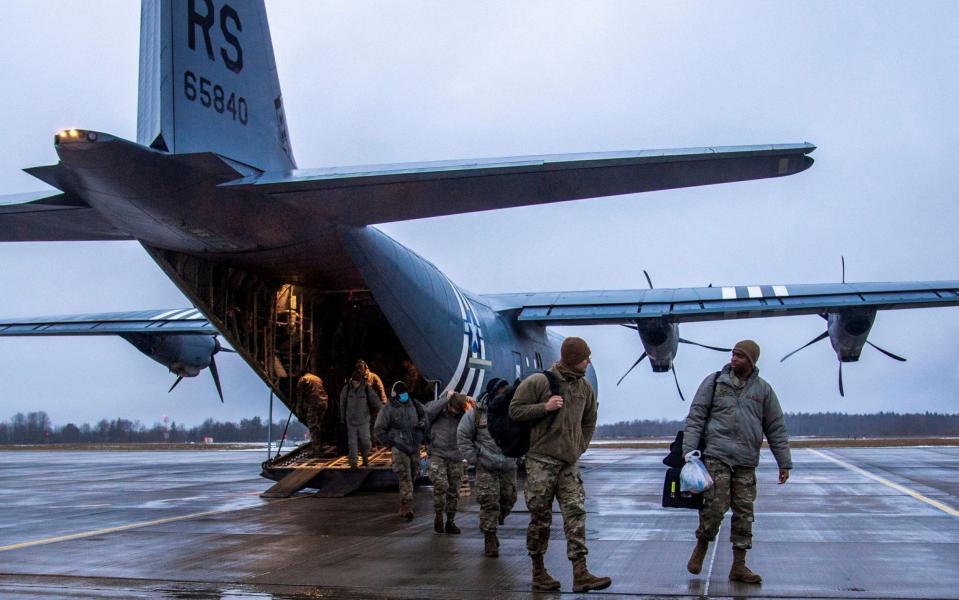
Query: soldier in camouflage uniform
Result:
<box><xmin>683</xmin><ymin>340</ymin><xmax>792</xmax><ymax>584</ymax></box>
<box><xmin>510</xmin><ymin>337</ymin><xmax>611</xmax><ymax>593</ymax></box>
<box><xmin>424</xmin><ymin>390</ymin><xmax>469</xmax><ymax>534</ymax></box>
<box><xmin>457</xmin><ymin>378</ymin><xmax>518</xmax><ymax>557</ymax></box>
<box><xmin>374</xmin><ymin>381</ymin><xmax>427</xmax><ymax>520</ymax></box>
<box><xmin>296</xmin><ymin>372</ymin><xmax>328</xmax><ymax>457</ymax></box>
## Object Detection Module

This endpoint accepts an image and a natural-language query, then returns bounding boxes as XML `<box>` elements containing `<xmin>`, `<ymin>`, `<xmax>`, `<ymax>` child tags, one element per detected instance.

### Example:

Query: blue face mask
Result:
<box><xmin>398</xmin><ymin>392</ymin><xmax>410</xmax><ymax>403</ymax></box>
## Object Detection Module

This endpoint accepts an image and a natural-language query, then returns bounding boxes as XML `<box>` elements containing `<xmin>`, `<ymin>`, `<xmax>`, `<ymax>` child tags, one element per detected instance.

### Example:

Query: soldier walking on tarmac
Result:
<box><xmin>424</xmin><ymin>390</ymin><xmax>470</xmax><ymax>534</ymax></box>
<box><xmin>374</xmin><ymin>381</ymin><xmax>427</xmax><ymax>520</ymax></box>
<box><xmin>683</xmin><ymin>340</ymin><xmax>792</xmax><ymax>584</ymax></box>
<box><xmin>510</xmin><ymin>337</ymin><xmax>611</xmax><ymax>593</ymax></box>
<box><xmin>458</xmin><ymin>377</ymin><xmax>518</xmax><ymax>558</ymax></box>
<box><xmin>296</xmin><ymin>372</ymin><xmax>328</xmax><ymax>457</ymax></box>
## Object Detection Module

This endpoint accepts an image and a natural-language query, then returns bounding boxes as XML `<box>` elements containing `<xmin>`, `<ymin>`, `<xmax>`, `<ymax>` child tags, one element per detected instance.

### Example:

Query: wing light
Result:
<box><xmin>54</xmin><ymin>129</ymin><xmax>97</xmax><ymax>144</ymax></box>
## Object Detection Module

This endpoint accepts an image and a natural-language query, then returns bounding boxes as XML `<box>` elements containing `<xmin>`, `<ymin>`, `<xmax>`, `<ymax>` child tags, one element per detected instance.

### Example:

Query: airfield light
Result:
<box><xmin>69</xmin><ymin>129</ymin><xmax>79</xmax><ymax>138</ymax></box>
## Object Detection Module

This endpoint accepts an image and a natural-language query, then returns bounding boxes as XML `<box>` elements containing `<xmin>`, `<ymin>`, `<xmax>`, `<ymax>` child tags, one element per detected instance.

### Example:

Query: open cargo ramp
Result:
<box><xmin>261</xmin><ymin>444</ymin><xmax>408</xmax><ymax>498</ymax></box>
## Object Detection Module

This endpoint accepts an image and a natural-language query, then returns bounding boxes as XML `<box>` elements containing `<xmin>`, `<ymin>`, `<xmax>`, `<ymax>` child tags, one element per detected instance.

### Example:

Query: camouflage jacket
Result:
<box><xmin>296</xmin><ymin>374</ymin><xmax>328</xmax><ymax>426</ymax></box>
<box><xmin>363</xmin><ymin>371</ymin><xmax>388</xmax><ymax>404</ymax></box>
<box><xmin>683</xmin><ymin>364</ymin><xmax>792</xmax><ymax>469</ymax></box>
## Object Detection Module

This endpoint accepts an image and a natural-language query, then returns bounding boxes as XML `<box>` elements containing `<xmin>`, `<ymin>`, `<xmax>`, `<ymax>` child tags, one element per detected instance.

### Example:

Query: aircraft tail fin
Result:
<box><xmin>137</xmin><ymin>0</ymin><xmax>296</xmax><ymax>172</ymax></box>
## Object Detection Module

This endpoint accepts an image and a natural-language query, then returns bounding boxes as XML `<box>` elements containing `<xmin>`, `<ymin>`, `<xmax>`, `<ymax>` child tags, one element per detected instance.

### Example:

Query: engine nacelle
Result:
<box><xmin>120</xmin><ymin>333</ymin><xmax>217</xmax><ymax>377</ymax></box>
<box><xmin>635</xmin><ymin>318</ymin><xmax>680</xmax><ymax>372</ymax></box>
<box><xmin>827</xmin><ymin>308</ymin><xmax>877</xmax><ymax>362</ymax></box>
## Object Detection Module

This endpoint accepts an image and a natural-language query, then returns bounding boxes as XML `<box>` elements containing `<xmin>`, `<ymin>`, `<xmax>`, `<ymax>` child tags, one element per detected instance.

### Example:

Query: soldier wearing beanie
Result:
<box><xmin>560</xmin><ymin>336</ymin><xmax>591</xmax><ymax>369</ymax></box>
<box><xmin>682</xmin><ymin>339</ymin><xmax>792</xmax><ymax>584</ymax></box>
<box><xmin>509</xmin><ymin>337</ymin><xmax>610</xmax><ymax>593</ymax></box>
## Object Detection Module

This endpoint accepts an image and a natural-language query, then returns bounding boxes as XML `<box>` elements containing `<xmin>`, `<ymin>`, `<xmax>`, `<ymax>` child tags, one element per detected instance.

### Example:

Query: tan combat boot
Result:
<box><xmin>434</xmin><ymin>511</ymin><xmax>444</xmax><ymax>533</ymax></box>
<box><xmin>484</xmin><ymin>531</ymin><xmax>499</xmax><ymax>557</ymax></box>
<box><xmin>728</xmin><ymin>547</ymin><xmax>762</xmax><ymax>584</ymax></box>
<box><xmin>531</xmin><ymin>554</ymin><xmax>561</xmax><ymax>591</ymax></box>
<box><xmin>687</xmin><ymin>538</ymin><xmax>709</xmax><ymax>574</ymax></box>
<box><xmin>572</xmin><ymin>558</ymin><xmax>612</xmax><ymax>592</ymax></box>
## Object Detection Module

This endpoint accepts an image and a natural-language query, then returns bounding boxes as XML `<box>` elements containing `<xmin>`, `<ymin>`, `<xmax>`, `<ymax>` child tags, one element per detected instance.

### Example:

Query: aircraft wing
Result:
<box><xmin>0</xmin><ymin>309</ymin><xmax>214</xmax><ymax>336</ymax></box>
<box><xmin>224</xmin><ymin>143</ymin><xmax>815</xmax><ymax>225</ymax></box>
<box><xmin>0</xmin><ymin>190</ymin><xmax>132</xmax><ymax>241</ymax></box>
<box><xmin>482</xmin><ymin>281</ymin><xmax>959</xmax><ymax>325</ymax></box>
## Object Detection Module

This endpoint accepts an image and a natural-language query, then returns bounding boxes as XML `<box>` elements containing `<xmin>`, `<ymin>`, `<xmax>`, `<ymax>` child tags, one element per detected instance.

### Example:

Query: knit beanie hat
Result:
<box><xmin>560</xmin><ymin>337</ymin><xmax>591</xmax><ymax>367</ymax></box>
<box><xmin>733</xmin><ymin>339</ymin><xmax>760</xmax><ymax>367</ymax></box>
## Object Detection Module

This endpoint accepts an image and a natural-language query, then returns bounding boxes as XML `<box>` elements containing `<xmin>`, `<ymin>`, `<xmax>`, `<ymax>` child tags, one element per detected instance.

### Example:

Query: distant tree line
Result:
<box><xmin>0</xmin><ymin>411</ymin><xmax>307</xmax><ymax>444</ymax></box>
<box><xmin>3</xmin><ymin>411</ymin><xmax>957</xmax><ymax>444</ymax></box>
<box><xmin>596</xmin><ymin>412</ymin><xmax>959</xmax><ymax>439</ymax></box>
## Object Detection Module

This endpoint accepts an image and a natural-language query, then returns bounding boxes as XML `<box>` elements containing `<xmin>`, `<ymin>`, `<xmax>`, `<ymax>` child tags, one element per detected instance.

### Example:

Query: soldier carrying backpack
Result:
<box><xmin>509</xmin><ymin>337</ymin><xmax>611</xmax><ymax>593</ymax></box>
<box><xmin>486</xmin><ymin>372</ymin><xmax>560</xmax><ymax>458</ymax></box>
<box><xmin>457</xmin><ymin>378</ymin><xmax>518</xmax><ymax>558</ymax></box>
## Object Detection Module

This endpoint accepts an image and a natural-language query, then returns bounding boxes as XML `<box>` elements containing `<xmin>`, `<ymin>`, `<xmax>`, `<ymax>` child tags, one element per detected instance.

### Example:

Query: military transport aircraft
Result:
<box><xmin>1</xmin><ymin>0</ymin><xmax>958</xmax><ymax>423</ymax></box>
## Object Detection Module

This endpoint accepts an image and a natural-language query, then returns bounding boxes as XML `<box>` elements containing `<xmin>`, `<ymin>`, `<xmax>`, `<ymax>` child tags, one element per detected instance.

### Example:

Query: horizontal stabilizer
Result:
<box><xmin>224</xmin><ymin>143</ymin><xmax>815</xmax><ymax>225</ymax></box>
<box><xmin>0</xmin><ymin>308</ymin><xmax>214</xmax><ymax>336</ymax></box>
<box><xmin>0</xmin><ymin>190</ymin><xmax>132</xmax><ymax>241</ymax></box>
<box><xmin>22</xmin><ymin>163</ymin><xmax>80</xmax><ymax>193</ymax></box>
<box><xmin>484</xmin><ymin>280</ymin><xmax>959</xmax><ymax>325</ymax></box>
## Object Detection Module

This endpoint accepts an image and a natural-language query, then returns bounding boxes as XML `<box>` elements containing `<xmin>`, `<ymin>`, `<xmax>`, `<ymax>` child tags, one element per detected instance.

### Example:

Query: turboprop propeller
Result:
<box><xmin>780</xmin><ymin>258</ymin><xmax>906</xmax><ymax>396</ymax></box>
<box><xmin>167</xmin><ymin>336</ymin><xmax>236</xmax><ymax>402</ymax></box>
<box><xmin>616</xmin><ymin>271</ymin><xmax>732</xmax><ymax>400</ymax></box>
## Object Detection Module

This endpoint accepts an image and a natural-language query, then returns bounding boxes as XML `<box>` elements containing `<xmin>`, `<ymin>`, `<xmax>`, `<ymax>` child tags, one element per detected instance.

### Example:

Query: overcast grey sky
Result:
<box><xmin>0</xmin><ymin>1</ymin><xmax>957</xmax><ymax>428</ymax></box>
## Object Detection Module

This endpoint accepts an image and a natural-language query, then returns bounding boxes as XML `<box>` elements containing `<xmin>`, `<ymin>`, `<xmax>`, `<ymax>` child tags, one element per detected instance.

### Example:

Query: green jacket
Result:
<box><xmin>508</xmin><ymin>363</ymin><xmax>598</xmax><ymax>465</ymax></box>
<box><xmin>683</xmin><ymin>364</ymin><xmax>792</xmax><ymax>469</ymax></box>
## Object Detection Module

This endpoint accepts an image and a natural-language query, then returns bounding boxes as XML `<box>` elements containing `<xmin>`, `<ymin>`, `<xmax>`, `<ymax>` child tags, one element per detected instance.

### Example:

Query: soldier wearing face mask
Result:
<box><xmin>374</xmin><ymin>381</ymin><xmax>427</xmax><ymax>520</ymax></box>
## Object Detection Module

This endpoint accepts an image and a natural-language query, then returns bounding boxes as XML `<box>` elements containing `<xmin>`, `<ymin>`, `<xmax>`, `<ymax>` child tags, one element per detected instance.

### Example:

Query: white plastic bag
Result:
<box><xmin>680</xmin><ymin>450</ymin><xmax>714</xmax><ymax>493</ymax></box>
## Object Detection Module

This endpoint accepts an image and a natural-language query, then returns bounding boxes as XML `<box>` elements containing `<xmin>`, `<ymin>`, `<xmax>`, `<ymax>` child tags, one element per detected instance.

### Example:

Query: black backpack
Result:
<box><xmin>487</xmin><ymin>371</ymin><xmax>561</xmax><ymax>458</ymax></box>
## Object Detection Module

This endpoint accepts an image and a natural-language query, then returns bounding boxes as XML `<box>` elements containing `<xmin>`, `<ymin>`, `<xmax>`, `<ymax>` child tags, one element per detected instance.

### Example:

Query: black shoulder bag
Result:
<box><xmin>661</xmin><ymin>372</ymin><xmax>719</xmax><ymax>510</ymax></box>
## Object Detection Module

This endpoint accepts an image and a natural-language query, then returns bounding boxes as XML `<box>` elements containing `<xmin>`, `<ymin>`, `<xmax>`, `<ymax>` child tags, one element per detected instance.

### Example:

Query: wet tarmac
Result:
<box><xmin>0</xmin><ymin>446</ymin><xmax>957</xmax><ymax>599</ymax></box>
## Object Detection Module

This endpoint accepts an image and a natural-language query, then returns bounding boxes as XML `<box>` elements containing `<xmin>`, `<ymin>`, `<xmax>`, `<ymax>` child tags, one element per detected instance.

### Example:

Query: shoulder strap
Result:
<box><xmin>538</xmin><ymin>370</ymin><xmax>563</xmax><ymax>430</ymax></box>
<box><xmin>541</xmin><ymin>370</ymin><xmax>562</xmax><ymax>395</ymax></box>
<box><xmin>704</xmin><ymin>371</ymin><xmax>720</xmax><ymax>421</ymax></box>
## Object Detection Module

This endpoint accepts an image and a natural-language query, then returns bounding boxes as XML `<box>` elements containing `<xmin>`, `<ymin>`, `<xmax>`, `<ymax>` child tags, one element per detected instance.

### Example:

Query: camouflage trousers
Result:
<box><xmin>476</xmin><ymin>464</ymin><xmax>517</xmax><ymax>533</ymax></box>
<box><xmin>696</xmin><ymin>457</ymin><xmax>757</xmax><ymax>549</ymax></box>
<box><xmin>428</xmin><ymin>456</ymin><xmax>463</xmax><ymax>515</ymax></box>
<box><xmin>391</xmin><ymin>447</ymin><xmax>418</xmax><ymax>511</ymax></box>
<box><xmin>524</xmin><ymin>455</ymin><xmax>588</xmax><ymax>560</ymax></box>
<box><xmin>308</xmin><ymin>425</ymin><xmax>323</xmax><ymax>456</ymax></box>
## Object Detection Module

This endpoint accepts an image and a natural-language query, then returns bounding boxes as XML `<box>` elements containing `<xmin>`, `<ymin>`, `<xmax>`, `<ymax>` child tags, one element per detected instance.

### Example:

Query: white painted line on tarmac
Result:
<box><xmin>809</xmin><ymin>448</ymin><xmax>959</xmax><ymax>518</ymax></box>
<box><xmin>704</xmin><ymin>521</ymin><xmax>722</xmax><ymax>596</ymax></box>
<box><xmin>0</xmin><ymin>496</ymin><xmax>302</xmax><ymax>553</ymax></box>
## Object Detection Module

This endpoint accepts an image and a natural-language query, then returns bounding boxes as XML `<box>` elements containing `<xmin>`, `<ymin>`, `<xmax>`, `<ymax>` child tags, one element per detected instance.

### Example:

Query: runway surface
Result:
<box><xmin>0</xmin><ymin>446</ymin><xmax>956</xmax><ymax>599</ymax></box>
